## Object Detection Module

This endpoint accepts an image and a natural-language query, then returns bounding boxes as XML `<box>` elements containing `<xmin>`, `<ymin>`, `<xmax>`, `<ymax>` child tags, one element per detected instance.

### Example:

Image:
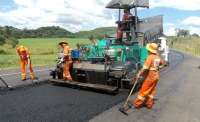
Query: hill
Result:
<box><xmin>0</xmin><ymin>26</ymin><xmax>74</xmax><ymax>38</ymax></box>
<box><xmin>75</xmin><ymin>27</ymin><xmax>116</xmax><ymax>38</ymax></box>
<box><xmin>0</xmin><ymin>26</ymin><xmax>116</xmax><ymax>39</ymax></box>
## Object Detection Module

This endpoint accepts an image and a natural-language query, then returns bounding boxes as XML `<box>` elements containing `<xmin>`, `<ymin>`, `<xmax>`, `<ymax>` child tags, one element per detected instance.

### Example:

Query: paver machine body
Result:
<box><xmin>50</xmin><ymin>0</ymin><xmax>163</xmax><ymax>94</ymax></box>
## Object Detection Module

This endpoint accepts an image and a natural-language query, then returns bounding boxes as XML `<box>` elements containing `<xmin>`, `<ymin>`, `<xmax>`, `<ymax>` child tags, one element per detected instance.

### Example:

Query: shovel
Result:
<box><xmin>28</xmin><ymin>58</ymin><xmax>38</xmax><ymax>83</ymax></box>
<box><xmin>119</xmin><ymin>77</ymin><xmax>140</xmax><ymax>115</ymax></box>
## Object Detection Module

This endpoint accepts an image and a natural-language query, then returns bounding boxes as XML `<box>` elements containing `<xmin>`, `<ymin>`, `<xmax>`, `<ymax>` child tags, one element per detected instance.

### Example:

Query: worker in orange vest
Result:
<box><xmin>116</xmin><ymin>23</ymin><xmax>123</xmax><ymax>43</ymax></box>
<box><xmin>132</xmin><ymin>43</ymin><xmax>165</xmax><ymax>109</ymax></box>
<box><xmin>122</xmin><ymin>9</ymin><xmax>132</xmax><ymax>22</ymax></box>
<box><xmin>59</xmin><ymin>41</ymin><xmax>72</xmax><ymax>81</ymax></box>
<box><xmin>16</xmin><ymin>45</ymin><xmax>35</xmax><ymax>81</ymax></box>
<box><xmin>122</xmin><ymin>9</ymin><xmax>132</xmax><ymax>40</ymax></box>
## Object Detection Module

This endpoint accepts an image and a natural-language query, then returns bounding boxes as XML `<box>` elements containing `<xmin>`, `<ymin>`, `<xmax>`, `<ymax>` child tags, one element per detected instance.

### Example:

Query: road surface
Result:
<box><xmin>0</xmin><ymin>51</ymin><xmax>200</xmax><ymax>122</ymax></box>
<box><xmin>0</xmin><ymin>66</ymin><xmax>53</xmax><ymax>88</ymax></box>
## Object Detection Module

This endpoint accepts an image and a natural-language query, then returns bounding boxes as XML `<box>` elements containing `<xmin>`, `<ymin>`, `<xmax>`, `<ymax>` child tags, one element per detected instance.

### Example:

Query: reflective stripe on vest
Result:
<box><xmin>148</xmin><ymin>95</ymin><xmax>154</xmax><ymax>99</ymax></box>
<box><xmin>137</xmin><ymin>95</ymin><xmax>145</xmax><ymax>101</ymax></box>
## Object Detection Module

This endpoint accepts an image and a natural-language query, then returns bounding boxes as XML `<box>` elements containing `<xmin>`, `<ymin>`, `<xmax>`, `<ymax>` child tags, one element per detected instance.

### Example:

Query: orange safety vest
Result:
<box><xmin>123</xmin><ymin>13</ymin><xmax>131</xmax><ymax>21</ymax></box>
<box><xmin>63</xmin><ymin>45</ymin><xmax>72</xmax><ymax>61</ymax></box>
<box><xmin>116</xmin><ymin>28</ymin><xmax>123</xmax><ymax>39</ymax></box>
<box><xmin>17</xmin><ymin>47</ymin><xmax>29</xmax><ymax>60</ymax></box>
<box><xmin>143</xmin><ymin>54</ymin><xmax>164</xmax><ymax>80</ymax></box>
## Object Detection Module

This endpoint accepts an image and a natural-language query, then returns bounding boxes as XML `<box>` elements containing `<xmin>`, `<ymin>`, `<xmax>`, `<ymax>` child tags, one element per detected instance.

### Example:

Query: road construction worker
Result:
<box><xmin>122</xmin><ymin>9</ymin><xmax>132</xmax><ymax>29</ymax></box>
<box><xmin>116</xmin><ymin>23</ymin><xmax>123</xmax><ymax>43</ymax></box>
<box><xmin>122</xmin><ymin>9</ymin><xmax>132</xmax><ymax>22</ymax></box>
<box><xmin>59</xmin><ymin>41</ymin><xmax>72</xmax><ymax>81</ymax></box>
<box><xmin>16</xmin><ymin>45</ymin><xmax>35</xmax><ymax>81</ymax></box>
<box><xmin>122</xmin><ymin>9</ymin><xmax>132</xmax><ymax>40</ymax></box>
<box><xmin>132</xmin><ymin>43</ymin><xmax>165</xmax><ymax>109</ymax></box>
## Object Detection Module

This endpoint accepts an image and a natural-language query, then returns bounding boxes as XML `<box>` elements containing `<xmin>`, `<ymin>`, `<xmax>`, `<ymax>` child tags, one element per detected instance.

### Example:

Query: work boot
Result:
<box><xmin>21</xmin><ymin>78</ymin><xmax>26</xmax><ymax>81</ymax></box>
<box><xmin>21</xmin><ymin>74</ymin><xmax>26</xmax><ymax>81</ymax></box>
<box><xmin>30</xmin><ymin>73</ymin><xmax>35</xmax><ymax>80</ymax></box>
<box><xmin>63</xmin><ymin>77</ymin><xmax>68</xmax><ymax>81</ymax></box>
<box><xmin>63</xmin><ymin>77</ymin><xmax>72</xmax><ymax>82</ymax></box>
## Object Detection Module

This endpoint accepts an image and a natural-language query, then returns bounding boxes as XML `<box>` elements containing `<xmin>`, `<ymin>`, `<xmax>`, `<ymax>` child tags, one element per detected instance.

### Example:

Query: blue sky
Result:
<box><xmin>0</xmin><ymin>0</ymin><xmax>199</xmax><ymax>35</ymax></box>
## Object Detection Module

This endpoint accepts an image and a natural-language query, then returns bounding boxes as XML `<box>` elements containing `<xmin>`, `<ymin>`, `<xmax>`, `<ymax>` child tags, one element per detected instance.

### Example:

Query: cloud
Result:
<box><xmin>0</xmin><ymin>0</ymin><xmax>116</xmax><ymax>32</ymax></box>
<box><xmin>164</xmin><ymin>16</ymin><xmax>200</xmax><ymax>36</ymax></box>
<box><xmin>0</xmin><ymin>0</ymin><xmax>200</xmax><ymax>33</ymax></box>
<box><xmin>151</xmin><ymin>0</ymin><xmax>200</xmax><ymax>11</ymax></box>
<box><xmin>181</xmin><ymin>16</ymin><xmax>200</xmax><ymax>34</ymax></box>
<box><xmin>182</xmin><ymin>16</ymin><xmax>200</xmax><ymax>27</ymax></box>
<box><xmin>188</xmin><ymin>27</ymin><xmax>200</xmax><ymax>34</ymax></box>
<box><xmin>164</xmin><ymin>23</ymin><xmax>176</xmax><ymax>36</ymax></box>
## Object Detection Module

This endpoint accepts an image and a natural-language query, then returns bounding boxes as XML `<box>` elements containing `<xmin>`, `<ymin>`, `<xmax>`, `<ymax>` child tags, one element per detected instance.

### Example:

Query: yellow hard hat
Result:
<box><xmin>146</xmin><ymin>43</ymin><xmax>158</xmax><ymax>54</ymax></box>
<box><xmin>59</xmin><ymin>41</ymin><xmax>68</xmax><ymax>45</ymax></box>
<box><xmin>19</xmin><ymin>45</ymin><xmax>26</xmax><ymax>52</ymax></box>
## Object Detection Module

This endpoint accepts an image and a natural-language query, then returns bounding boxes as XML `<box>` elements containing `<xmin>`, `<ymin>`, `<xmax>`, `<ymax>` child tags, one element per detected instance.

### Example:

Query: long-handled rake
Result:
<box><xmin>0</xmin><ymin>77</ymin><xmax>10</xmax><ymax>88</ymax></box>
<box><xmin>119</xmin><ymin>77</ymin><xmax>140</xmax><ymax>115</ymax></box>
<box><xmin>28</xmin><ymin>58</ymin><xmax>39</xmax><ymax>83</ymax></box>
<box><xmin>0</xmin><ymin>69</ymin><xmax>11</xmax><ymax>88</ymax></box>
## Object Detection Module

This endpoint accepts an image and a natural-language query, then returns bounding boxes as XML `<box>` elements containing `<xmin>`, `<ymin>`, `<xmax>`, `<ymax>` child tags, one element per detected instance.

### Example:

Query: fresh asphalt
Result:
<box><xmin>1</xmin><ymin>51</ymin><xmax>199</xmax><ymax>122</ymax></box>
<box><xmin>0</xmin><ymin>66</ymin><xmax>53</xmax><ymax>88</ymax></box>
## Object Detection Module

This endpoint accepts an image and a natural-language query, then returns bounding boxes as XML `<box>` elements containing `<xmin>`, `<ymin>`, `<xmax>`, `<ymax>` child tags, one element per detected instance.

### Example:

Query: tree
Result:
<box><xmin>191</xmin><ymin>33</ymin><xmax>199</xmax><ymax>37</ymax></box>
<box><xmin>89</xmin><ymin>35</ymin><xmax>94</xmax><ymax>41</ymax></box>
<box><xmin>5</xmin><ymin>37</ymin><xmax>19</xmax><ymax>48</ymax></box>
<box><xmin>0</xmin><ymin>26</ymin><xmax>19</xmax><ymax>48</ymax></box>
<box><xmin>175</xmin><ymin>28</ymin><xmax>190</xmax><ymax>37</ymax></box>
<box><xmin>4</xmin><ymin>26</ymin><xmax>12</xmax><ymax>38</ymax></box>
<box><xmin>0</xmin><ymin>34</ymin><xmax>6</xmax><ymax>45</ymax></box>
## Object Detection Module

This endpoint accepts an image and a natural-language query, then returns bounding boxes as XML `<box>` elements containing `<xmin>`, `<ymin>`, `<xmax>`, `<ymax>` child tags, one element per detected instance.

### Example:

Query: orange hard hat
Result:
<box><xmin>146</xmin><ymin>43</ymin><xmax>158</xmax><ymax>54</ymax></box>
<box><xmin>59</xmin><ymin>41</ymin><xmax>68</xmax><ymax>45</ymax></box>
<box><xmin>19</xmin><ymin>45</ymin><xmax>26</xmax><ymax>52</ymax></box>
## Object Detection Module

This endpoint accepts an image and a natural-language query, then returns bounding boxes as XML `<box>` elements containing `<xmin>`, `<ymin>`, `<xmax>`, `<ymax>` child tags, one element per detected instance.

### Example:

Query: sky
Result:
<box><xmin>0</xmin><ymin>0</ymin><xmax>199</xmax><ymax>36</ymax></box>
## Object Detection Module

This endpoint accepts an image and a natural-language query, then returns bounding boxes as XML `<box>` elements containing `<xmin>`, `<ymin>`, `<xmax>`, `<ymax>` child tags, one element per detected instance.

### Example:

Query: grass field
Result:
<box><xmin>1</xmin><ymin>37</ymin><xmax>199</xmax><ymax>69</ymax></box>
<box><xmin>170</xmin><ymin>37</ymin><xmax>200</xmax><ymax>57</ymax></box>
<box><xmin>0</xmin><ymin>38</ymin><xmax>89</xmax><ymax>69</ymax></box>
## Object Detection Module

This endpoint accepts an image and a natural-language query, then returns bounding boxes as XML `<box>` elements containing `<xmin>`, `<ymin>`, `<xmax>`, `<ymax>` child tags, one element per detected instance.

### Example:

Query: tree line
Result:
<box><xmin>1</xmin><ymin>25</ymin><xmax>199</xmax><ymax>48</ymax></box>
<box><xmin>0</xmin><ymin>26</ymin><xmax>116</xmax><ymax>48</ymax></box>
<box><xmin>175</xmin><ymin>28</ymin><xmax>199</xmax><ymax>38</ymax></box>
<box><xmin>0</xmin><ymin>26</ymin><xmax>19</xmax><ymax>48</ymax></box>
<box><xmin>0</xmin><ymin>26</ymin><xmax>74</xmax><ymax>39</ymax></box>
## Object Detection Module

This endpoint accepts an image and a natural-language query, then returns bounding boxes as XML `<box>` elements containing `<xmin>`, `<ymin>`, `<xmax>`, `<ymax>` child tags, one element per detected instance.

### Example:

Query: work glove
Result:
<box><xmin>60</xmin><ymin>58</ymin><xmax>64</xmax><ymax>63</ymax></box>
<box><xmin>132</xmin><ymin>75</ymin><xmax>138</xmax><ymax>83</ymax></box>
<box><xmin>20</xmin><ymin>55</ymin><xmax>27</xmax><ymax>60</ymax></box>
<box><xmin>136</xmin><ymin>73</ymin><xmax>141</xmax><ymax>79</ymax></box>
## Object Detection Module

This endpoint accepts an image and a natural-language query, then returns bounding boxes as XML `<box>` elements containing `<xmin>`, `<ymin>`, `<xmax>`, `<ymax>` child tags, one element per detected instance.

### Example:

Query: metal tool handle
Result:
<box><xmin>0</xmin><ymin>68</ymin><xmax>9</xmax><ymax>88</ymax></box>
<box><xmin>123</xmin><ymin>77</ymin><xmax>140</xmax><ymax>108</ymax></box>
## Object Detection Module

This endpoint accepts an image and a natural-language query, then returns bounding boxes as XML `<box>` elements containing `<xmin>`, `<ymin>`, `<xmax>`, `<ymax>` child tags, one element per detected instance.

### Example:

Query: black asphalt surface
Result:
<box><xmin>0</xmin><ymin>66</ymin><xmax>52</xmax><ymax>88</ymax></box>
<box><xmin>0</xmin><ymin>84</ymin><xmax>127</xmax><ymax>122</ymax></box>
<box><xmin>0</xmin><ymin>51</ymin><xmax>192</xmax><ymax>122</ymax></box>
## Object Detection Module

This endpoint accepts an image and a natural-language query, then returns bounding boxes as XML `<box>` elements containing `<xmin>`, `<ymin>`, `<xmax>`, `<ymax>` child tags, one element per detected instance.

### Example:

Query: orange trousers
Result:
<box><xmin>133</xmin><ymin>75</ymin><xmax>158</xmax><ymax>109</ymax></box>
<box><xmin>20</xmin><ymin>59</ymin><xmax>35</xmax><ymax>80</ymax></box>
<box><xmin>63</xmin><ymin>60</ymin><xmax>72</xmax><ymax>80</ymax></box>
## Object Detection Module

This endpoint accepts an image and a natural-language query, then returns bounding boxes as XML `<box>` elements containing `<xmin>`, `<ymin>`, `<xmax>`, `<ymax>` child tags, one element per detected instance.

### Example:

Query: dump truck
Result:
<box><xmin>50</xmin><ymin>0</ymin><xmax>165</xmax><ymax>94</ymax></box>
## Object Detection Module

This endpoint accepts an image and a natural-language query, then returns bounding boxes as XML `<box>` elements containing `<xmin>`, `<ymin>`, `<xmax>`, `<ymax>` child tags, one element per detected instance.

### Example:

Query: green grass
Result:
<box><xmin>170</xmin><ymin>37</ymin><xmax>200</xmax><ymax>57</ymax></box>
<box><xmin>0</xmin><ymin>38</ymin><xmax>90</xmax><ymax>69</ymax></box>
